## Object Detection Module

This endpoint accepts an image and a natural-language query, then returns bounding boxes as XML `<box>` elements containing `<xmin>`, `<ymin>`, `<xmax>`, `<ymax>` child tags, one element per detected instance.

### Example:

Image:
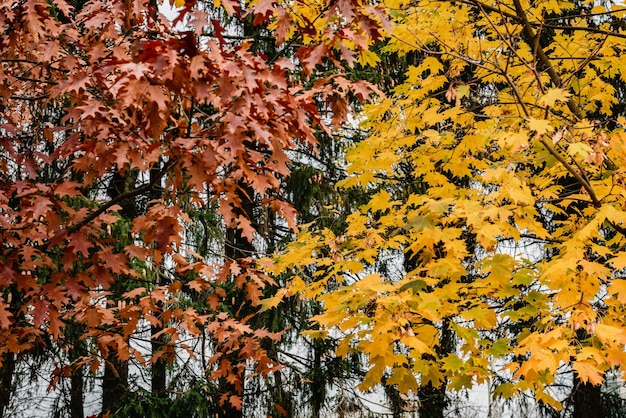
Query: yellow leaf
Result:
<box><xmin>366</xmin><ymin>190</ymin><xmax>396</xmax><ymax>213</ymax></box>
<box><xmin>493</xmin><ymin>382</ymin><xmax>516</xmax><ymax>399</ymax></box>
<box><xmin>385</xmin><ymin>367</ymin><xmax>418</xmax><ymax>392</ymax></box>
<box><xmin>457</xmin><ymin>84</ymin><xmax>470</xmax><ymax>99</ymax></box>
<box><xmin>358</xmin><ymin>49</ymin><xmax>381</xmax><ymax>67</ymax></box>
<box><xmin>590</xmin><ymin>5</ymin><xmax>608</xmax><ymax>14</ymax></box>
<box><xmin>442</xmin><ymin>354</ymin><xmax>465</xmax><ymax>373</ymax></box>
<box><xmin>358</xmin><ymin>359</ymin><xmax>386</xmax><ymax>391</ymax></box>
<box><xmin>610</xmin><ymin>252</ymin><xmax>626</xmax><ymax>270</ymax></box>
<box><xmin>577</xmin><ymin>346</ymin><xmax>605</xmax><ymax>361</ymax></box>
<box><xmin>527</xmin><ymin>118</ymin><xmax>554</xmax><ymax>135</ymax></box>
<box><xmin>415</xmin><ymin>292</ymin><xmax>442</xmax><ymax>322</ymax></box>
<box><xmin>596</xmin><ymin>323</ymin><xmax>626</xmax><ymax>345</ymax></box>
<box><xmin>421</xmin><ymin>105</ymin><xmax>446</xmax><ymax>127</ymax></box>
<box><xmin>300</xmin><ymin>329</ymin><xmax>328</xmax><ymax>339</ymax></box>
<box><xmin>536</xmin><ymin>391</ymin><xmax>562</xmax><ymax>410</ymax></box>
<box><xmin>607</xmin><ymin>278</ymin><xmax>626</xmax><ymax>304</ymax></box>
<box><xmin>539</xmin><ymin>88</ymin><xmax>572</xmax><ymax>107</ymax></box>
<box><xmin>412</xmin><ymin>57</ymin><xmax>444</xmax><ymax>76</ymax></box>
<box><xmin>461</xmin><ymin>306</ymin><xmax>497</xmax><ymax>329</ymax></box>
<box><xmin>400</xmin><ymin>335</ymin><xmax>434</xmax><ymax>356</ymax></box>
<box><xmin>567</xmin><ymin>142</ymin><xmax>593</xmax><ymax>159</ymax></box>
<box><xmin>257</xmin><ymin>288</ymin><xmax>290</xmax><ymax>312</ymax></box>
<box><xmin>572</xmin><ymin>360</ymin><xmax>604</xmax><ymax>386</ymax></box>
<box><xmin>448</xmin><ymin>374</ymin><xmax>473</xmax><ymax>391</ymax></box>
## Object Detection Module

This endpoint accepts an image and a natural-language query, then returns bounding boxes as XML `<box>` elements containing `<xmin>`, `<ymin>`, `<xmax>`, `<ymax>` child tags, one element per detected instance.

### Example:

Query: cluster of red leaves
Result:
<box><xmin>0</xmin><ymin>0</ymin><xmax>384</xmax><ymax>408</ymax></box>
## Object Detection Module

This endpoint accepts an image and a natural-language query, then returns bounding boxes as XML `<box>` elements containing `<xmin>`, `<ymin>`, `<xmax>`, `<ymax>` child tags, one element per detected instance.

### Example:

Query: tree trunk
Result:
<box><xmin>68</xmin><ymin>323</ymin><xmax>86</xmax><ymax>418</ymax></box>
<box><xmin>310</xmin><ymin>339</ymin><xmax>325</xmax><ymax>418</ymax></box>
<box><xmin>70</xmin><ymin>364</ymin><xmax>84</xmax><ymax>418</ymax></box>
<box><xmin>149</xmin><ymin>165</ymin><xmax>168</xmax><ymax>402</ymax></box>
<box><xmin>417</xmin><ymin>381</ymin><xmax>447</xmax><ymax>418</ymax></box>
<box><xmin>101</xmin><ymin>354</ymin><xmax>129</xmax><ymax>416</ymax></box>
<box><xmin>417</xmin><ymin>320</ymin><xmax>453</xmax><ymax>418</ymax></box>
<box><xmin>404</xmin><ymin>246</ymin><xmax>452</xmax><ymax>418</ymax></box>
<box><xmin>100</xmin><ymin>170</ymin><xmax>136</xmax><ymax>416</ymax></box>
<box><xmin>0</xmin><ymin>352</ymin><xmax>15</xmax><ymax>417</ymax></box>
<box><xmin>151</xmin><ymin>324</ymin><xmax>167</xmax><ymax>399</ymax></box>
<box><xmin>217</xmin><ymin>182</ymin><xmax>256</xmax><ymax>418</ymax></box>
<box><xmin>572</xmin><ymin>373</ymin><xmax>604</xmax><ymax>418</ymax></box>
<box><xmin>382</xmin><ymin>374</ymin><xmax>405</xmax><ymax>418</ymax></box>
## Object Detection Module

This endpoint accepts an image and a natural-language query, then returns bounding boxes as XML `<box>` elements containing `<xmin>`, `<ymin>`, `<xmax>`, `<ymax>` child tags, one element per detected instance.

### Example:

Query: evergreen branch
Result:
<box><xmin>66</xmin><ymin>159</ymin><xmax>177</xmax><ymax>235</ymax></box>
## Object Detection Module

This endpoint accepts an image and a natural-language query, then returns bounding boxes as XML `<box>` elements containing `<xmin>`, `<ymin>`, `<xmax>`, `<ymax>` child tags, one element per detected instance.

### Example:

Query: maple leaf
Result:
<box><xmin>595</xmin><ymin>323</ymin><xmax>626</xmax><ymax>345</ymax></box>
<box><xmin>567</xmin><ymin>142</ymin><xmax>594</xmax><ymax>159</ymax></box>
<box><xmin>539</xmin><ymin>88</ymin><xmax>572</xmax><ymax>107</ymax></box>
<box><xmin>572</xmin><ymin>360</ymin><xmax>604</xmax><ymax>386</ymax></box>
<box><xmin>607</xmin><ymin>278</ymin><xmax>626</xmax><ymax>303</ymax></box>
<box><xmin>527</xmin><ymin>118</ymin><xmax>554</xmax><ymax>135</ymax></box>
<box><xmin>268</xmin><ymin>0</ymin><xmax>626</xmax><ymax>410</ymax></box>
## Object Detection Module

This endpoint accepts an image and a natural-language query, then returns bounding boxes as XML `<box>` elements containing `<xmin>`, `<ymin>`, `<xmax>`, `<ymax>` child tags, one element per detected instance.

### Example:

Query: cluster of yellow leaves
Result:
<box><xmin>269</xmin><ymin>0</ymin><xmax>626</xmax><ymax>408</ymax></box>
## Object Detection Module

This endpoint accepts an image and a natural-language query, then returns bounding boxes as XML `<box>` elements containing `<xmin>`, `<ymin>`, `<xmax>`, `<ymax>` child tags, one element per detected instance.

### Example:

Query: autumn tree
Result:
<box><xmin>0</xmin><ymin>0</ymin><xmax>385</xmax><ymax>416</ymax></box>
<box><xmin>272</xmin><ymin>0</ymin><xmax>626</xmax><ymax>416</ymax></box>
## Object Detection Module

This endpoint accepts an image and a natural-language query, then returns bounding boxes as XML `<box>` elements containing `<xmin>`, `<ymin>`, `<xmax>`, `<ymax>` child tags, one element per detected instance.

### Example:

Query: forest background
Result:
<box><xmin>2</xmin><ymin>0</ymin><xmax>626</xmax><ymax>416</ymax></box>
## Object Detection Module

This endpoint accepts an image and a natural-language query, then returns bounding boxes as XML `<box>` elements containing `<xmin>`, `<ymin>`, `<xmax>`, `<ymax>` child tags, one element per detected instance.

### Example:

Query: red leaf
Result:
<box><xmin>219</xmin><ymin>0</ymin><xmax>241</xmax><ymax>15</ymax></box>
<box><xmin>236</xmin><ymin>215</ymin><xmax>256</xmax><ymax>242</ymax></box>
<box><xmin>54</xmin><ymin>181</ymin><xmax>82</xmax><ymax>197</ymax></box>
<box><xmin>211</xmin><ymin>19</ymin><xmax>227</xmax><ymax>46</ymax></box>
<box><xmin>31</xmin><ymin>297</ymin><xmax>49</xmax><ymax>328</ymax></box>
<box><xmin>249</xmin><ymin>0</ymin><xmax>276</xmax><ymax>25</ymax></box>
<box><xmin>48</xmin><ymin>309</ymin><xmax>64</xmax><ymax>340</ymax></box>
<box><xmin>273</xmin><ymin>8</ymin><xmax>292</xmax><ymax>44</ymax></box>
<box><xmin>68</xmin><ymin>232</ymin><xmax>93</xmax><ymax>256</ymax></box>
<box><xmin>98</xmin><ymin>249</ymin><xmax>128</xmax><ymax>275</ymax></box>
<box><xmin>300</xmin><ymin>44</ymin><xmax>327</xmax><ymax>74</ymax></box>
<box><xmin>65</xmin><ymin>275</ymin><xmax>87</xmax><ymax>300</ymax></box>
<box><xmin>28</xmin><ymin>196</ymin><xmax>53</xmax><ymax>220</ymax></box>
<box><xmin>268</xmin><ymin>199</ymin><xmax>299</xmax><ymax>233</ymax></box>
<box><xmin>274</xmin><ymin>403</ymin><xmax>288</xmax><ymax>416</ymax></box>
<box><xmin>0</xmin><ymin>302</ymin><xmax>13</xmax><ymax>328</ymax></box>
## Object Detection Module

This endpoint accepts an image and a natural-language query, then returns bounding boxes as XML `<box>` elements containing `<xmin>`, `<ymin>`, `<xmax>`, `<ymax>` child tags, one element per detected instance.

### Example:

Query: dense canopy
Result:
<box><xmin>2</xmin><ymin>0</ymin><xmax>626</xmax><ymax>416</ymax></box>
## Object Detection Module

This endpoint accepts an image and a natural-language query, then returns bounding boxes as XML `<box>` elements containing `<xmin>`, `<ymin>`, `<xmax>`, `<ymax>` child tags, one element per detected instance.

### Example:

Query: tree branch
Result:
<box><xmin>9</xmin><ymin>94</ymin><xmax>49</xmax><ymax>101</ymax></box>
<box><xmin>537</xmin><ymin>135</ymin><xmax>600</xmax><ymax>208</ymax></box>
<box><xmin>446</xmin><ymin>0</ymin><xmax>626</xmax><ymax>40</ymax></box>
<box><xmin>66</xmin><ymin>159</ymin><xmax>177</xmax><ymax>235</ymax></box>
<box><xmin>511</xmin><ymin>0</ymin><xmax>584</xmax><ymax>121</ymax></box>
